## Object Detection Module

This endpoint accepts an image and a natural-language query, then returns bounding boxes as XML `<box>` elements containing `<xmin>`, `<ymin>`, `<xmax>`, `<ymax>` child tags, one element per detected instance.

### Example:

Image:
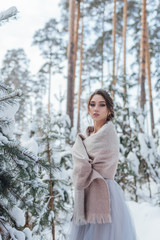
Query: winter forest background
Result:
<box><xmin>0</xmin><ymin>0</ymin><xmax>160</xmax><ymax>240</ymax></box>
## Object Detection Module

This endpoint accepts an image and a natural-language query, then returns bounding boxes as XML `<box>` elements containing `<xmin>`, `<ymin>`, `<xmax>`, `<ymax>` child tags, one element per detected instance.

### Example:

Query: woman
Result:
<box><xmin>68</xmin><ymin>89</ymin><xmax>138</xmax><ymax>240</ymax></box>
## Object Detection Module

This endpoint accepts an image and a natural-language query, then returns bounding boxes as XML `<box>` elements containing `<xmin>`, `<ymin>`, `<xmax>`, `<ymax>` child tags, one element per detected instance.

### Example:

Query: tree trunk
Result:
<box><xmin>24</xmin><ymin>211</ymin><xmax>32</xmax><ymax>230</ymax></box>
<box><xmin>48</xmin><ymin>62</ymin><xmax>51</xmax><ymax>115</ymax></box>
<box><xmin>145</xmin><ymin>21</ymin><xmax>155</xmax><ymax>137</ymax></box>
<box><xmin>134</xmin><ymin>176</ymin><xmax>138</xmax><ymax>202</ymax></box>
<box><xmin>47</xmin><ymin>69</ymin><xmax>55</xmax><ymax>240</ymax></box>
<box><xmin>101</xmin><ymin>3</ymin><xmax>105</xmax><ymax>88</ymax></box>
<box><xmin>123</xmin><ymin>0</ymin><xmax>127</xmax><ymax>106</ymax></box>
<box><xmin>111</xmin><ymin>0</ymin><xmax>117</xmax><ymax>99</ymax></box>
<box><xmin>47</xmin><ymin>140</ymin><xmax>55</xmax><ymax>240</ymax></box>
<box><xmin>139</xmin><ymin>0</ymin><xmax>147</xmax><ymax>110</ymax></box>
<box><xmin>77</xmin><ymin>1</ymin><xmax>83</xmax><ymax>133</ymax></box>
<box><xmin>147</xmin><ymin>174</ymin><xmax>152</xmax><ymax>198</ymax></box>
<box><xmin>67</xmin><ymin>0</ymin><xmax>76</xmax><ymax>127</ymax></box>
<box><xmin>73</xmin><ymin>0</ymin><xmax>81</xmax><ymax>111</ymax></box>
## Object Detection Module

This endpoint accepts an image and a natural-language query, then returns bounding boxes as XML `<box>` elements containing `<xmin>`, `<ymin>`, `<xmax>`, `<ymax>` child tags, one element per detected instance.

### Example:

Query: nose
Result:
<box><xmin>94</xmin><ymin>104</ymin><xmax>99</xmax><ymax>111</ymax></box>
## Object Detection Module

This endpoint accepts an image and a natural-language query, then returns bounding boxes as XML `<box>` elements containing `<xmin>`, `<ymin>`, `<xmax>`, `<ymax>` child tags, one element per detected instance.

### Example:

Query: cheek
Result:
<box><xmin>103</xmin><ymin>109</ymin><xmax>108</xmax><ymax>116</ymax></box>
<box><xmin>88</xmin><ymin>109</ymin><xmax>91</xmax><ymax>115</ymax></box>
<box><xmin>88</xmin><ymin>107</ymin><xmax>93</xmax><ymax>113</ymax></box>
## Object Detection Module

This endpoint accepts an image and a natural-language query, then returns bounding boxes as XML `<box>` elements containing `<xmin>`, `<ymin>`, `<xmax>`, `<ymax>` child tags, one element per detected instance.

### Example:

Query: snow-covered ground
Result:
<box><xmin>127</xmin><ymin>201</ymin><xmax>160</xmax><ymax>240</ymax></box>
<box><xmin>63</xmin><ymin>201</ymin><xmax>160</xmax><ymax>240</ymax></box>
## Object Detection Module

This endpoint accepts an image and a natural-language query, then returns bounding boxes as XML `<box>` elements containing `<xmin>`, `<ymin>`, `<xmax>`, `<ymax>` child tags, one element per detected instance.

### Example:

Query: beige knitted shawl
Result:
<box><xmin>71</xmin><ymin>120</ymin><xmax>119</xmax><ymax>225</ymax></box>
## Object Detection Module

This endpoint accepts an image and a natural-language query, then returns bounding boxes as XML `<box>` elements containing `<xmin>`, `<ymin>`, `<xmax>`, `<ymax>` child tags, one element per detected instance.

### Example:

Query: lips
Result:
<box><xmin>93</xmin><ymin>113</ymin><xmax>99</xmax><ymax>117</ymax></box>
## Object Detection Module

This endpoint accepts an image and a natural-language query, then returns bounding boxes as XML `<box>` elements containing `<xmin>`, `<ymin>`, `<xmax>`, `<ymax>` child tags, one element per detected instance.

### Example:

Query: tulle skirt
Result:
<box><xmin>67</xmin><ymin>178</ymin><xmax>138</xmax><ymax>240</ymax></box>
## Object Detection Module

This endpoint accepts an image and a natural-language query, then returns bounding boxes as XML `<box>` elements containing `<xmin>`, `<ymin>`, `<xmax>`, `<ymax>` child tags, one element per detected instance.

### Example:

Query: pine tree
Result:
<box><xmin>1</xmin><ymin>48</ymin><xmax>33</xmax><ymax>131</ymax></box>
<box><xmin>35</xmin><ymin>110</ymin><xmax>73</xmax><ymax>239</ymax></box>
<box><xmin>32</xmin><ymin>18</ymin><xmax>64</xmax><ymax>115</ymax></box>
<box><xmin>32</xmin><ymin>72</ymin><xmax>48</xmax><ymax>129</ymax></box>
<box><xmin>0</xmin><ymin>79</ymin><xmax>51</xmax><ymax>239</ymax></box>
<box><xmin>114</xmin><ymin>101</ymin><xmax>160</xmax><ymax>202</ymax></box>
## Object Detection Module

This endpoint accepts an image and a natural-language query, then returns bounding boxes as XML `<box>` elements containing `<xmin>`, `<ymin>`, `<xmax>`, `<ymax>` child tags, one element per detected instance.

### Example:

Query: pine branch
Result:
<box><xmin>9</xmin><ymin>187</ymin><xmax>27</xmax><ymax>206</ymax></box>
<box><xmin>0</xmin><ymin>203</ymin><xmax>20</xmax><ymax>230</ymax></box>
<box><xmin>1</xmin><ymin>138</ymin><xmax>51</xmax><ymax>170</ymax></box>
<box><xmin>0</xmin><ymin>6</ymin><xmax>18</xmax><ymax>22</ymax></box>
<box><xmin>0</xmin><ymin>203</ymin><xmax>9</xmax><ymax>217</ymax></box>
<box><xmin>0</xmin><ymin>82</ymin><xmax>10</xmax><ymax>91</ymax></box>
<box><xmin>0</xmin><ymin>89</ymin><xmax>22</xmax><ymax>102</ymax></box>
<box><xmin>0</xmin><ymin>118</ymin><xmax>12</xmax><ymax>128</ymax></box>
<box><xmin>0</xmin><ymin>217</ymin><xmax>10</xmax><ymax>235</ymax></box>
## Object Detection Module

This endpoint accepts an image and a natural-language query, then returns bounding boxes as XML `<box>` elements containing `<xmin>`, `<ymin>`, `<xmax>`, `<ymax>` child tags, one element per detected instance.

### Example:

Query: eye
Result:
<box><xmin>89</xmin><ymin>103</ymin><xmax>95</xmax><ymax>107</ymax></box>
<box><xmin>100</xmin><ymin>104</ymin><xmax>106</xmax><ymax>107</ymax></box>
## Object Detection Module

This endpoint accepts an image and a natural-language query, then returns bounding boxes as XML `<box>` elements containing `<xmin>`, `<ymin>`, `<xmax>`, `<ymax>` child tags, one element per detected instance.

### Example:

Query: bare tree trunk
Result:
<box><xmin>77</xmin><ymin>1</ymin><xmax>83</xmax><ymax>133</ymax></box>
<box><xmin>147</xmin><ymin>174</ymin><xmax>152</xmax><ymax>198</ymax></box>
<box><xmin>47</xmin><ymin>141</ymin><xmax>55</xmax><ymax>240</ymax></box>
<box><xmin>47</xmin><ymin>58</ymin><xmax>55</xmax><ymax>239</ymax></box>
<box><xmin>134</xmin><ymin>176</ymin><xmax>138</xmax><ymax>202</ymax></box>
<box><xmin>145</xmin><ymin>21</ymin><xmax>155</xmax><ymax>136</ymax></box>
<box><xmin>123</xmin><ymin>0</ymin><xmax>127</xmax><ymax>106</ymax></box>
<box><xmin>139</xmin><ymin>0</ymin><xmax>147</xmax><ymax>110</ymax></box>
<box><xmin>73</xmin><ymin>0</ymin><xmax>81</xmax><ymax>110</ymax></box>
<box><xmin>111</xmin><ymin>0</ymin><xmax>117</xmax><ymax>99</ymax></box>
<box><xmin>116</xmin><ymin>37</ymin><xmax>123</xmax><ymax>77</ymax></box>
<box><xmin>24</xmin><ymin>211</ymin><xmax>32</xmax><ymax>230</ymax></box>
<box><xmin>67</xmin><ymin>0</ymin><xmax>76</xmax><ymax>127</ymax></box>
<box><xmin>48</xmin><ymin>63</ymin><xmax>51</xmax><ymax>115</ymax></box>
<box><xmin>101</xmin><ymin>3</ymin><xmax>105</xmax><ymax>88</ymax></box>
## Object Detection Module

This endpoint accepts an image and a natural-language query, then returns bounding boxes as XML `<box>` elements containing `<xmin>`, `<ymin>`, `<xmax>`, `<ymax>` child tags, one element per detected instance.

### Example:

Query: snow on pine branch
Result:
<box><xmin>0</xmin><ymin>89</ymin><xmax>22</xmax><ymax>102</ymax></box>
<box><xmin>0</xmin><ymin>6</ymin><xmax>18</xmax><ymax>22</ymax></box>
<box><xmin>0</xmin><ymin>82</ymin><xmax>10</xmax><ymax>91</ymax></box>
<box><xmin>0</xmin><ymin>138</ymin><xmax>39</xmax><ymax>162</ymax></box>
<box><xmin>0</xmin><ymin>137</ymin><xmax>51</xmax><ymax>170</ymax></box>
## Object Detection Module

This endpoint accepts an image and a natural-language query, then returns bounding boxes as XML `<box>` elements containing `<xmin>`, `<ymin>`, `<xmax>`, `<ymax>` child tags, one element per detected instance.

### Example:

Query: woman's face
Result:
<box><xmin>88</xmin><ymin>94</ymin><xmax>110</xmax><ymax>123</ymax></box>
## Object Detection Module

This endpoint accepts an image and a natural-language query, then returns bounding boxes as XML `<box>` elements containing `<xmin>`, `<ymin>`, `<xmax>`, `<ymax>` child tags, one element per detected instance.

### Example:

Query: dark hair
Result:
<box><xmin>87</xmin><ymin>89</ymin><xmax>114</xmax><ymax>122</ymax></box>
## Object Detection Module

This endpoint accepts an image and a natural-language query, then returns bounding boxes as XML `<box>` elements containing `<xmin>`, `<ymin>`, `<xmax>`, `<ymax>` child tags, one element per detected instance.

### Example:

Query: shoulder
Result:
<box><xmin>103</xmin><ymin>120</ymin><xmax>115</xmax><ymax>132</ymax></box>
<box><xmin>103</xmin><ymin>121</ymin><xmax>118</xmax><ymax>139</ymax></box>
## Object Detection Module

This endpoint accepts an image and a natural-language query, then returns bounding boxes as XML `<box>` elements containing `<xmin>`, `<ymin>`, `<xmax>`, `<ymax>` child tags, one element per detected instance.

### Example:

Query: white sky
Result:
<box><xmin>0</xmin><ymin>0</ymin><xmax>68</xmax><ymax>113</ymax></box>
<box><xmin>0</xmin><ymin>0</ymin><xmax>61</xmax><ymax>74</ymax></box>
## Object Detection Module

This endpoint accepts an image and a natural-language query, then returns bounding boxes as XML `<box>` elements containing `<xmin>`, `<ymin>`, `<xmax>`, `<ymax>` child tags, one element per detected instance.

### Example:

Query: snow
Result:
<box><xmin>0</xmin><ymin>132</ymin><xmax>8</xmax><ymax>143</ymax></box>
<box><xmin>23</xmin><ymin>228</ymin><xmax>33</xmax><ymax>240</ymax></box>
<box><xmin>21</xmin><ymin>133</ymin><xmax>38</xmax><ymax>155</ymax></box>
<box><xmin>127</xmin><ymin>201</ymin><xmax>160</xmax><ymax>240</ymax></box>
<box><xmin>127</xmin><ymin>151</ymin><xmax>139</xmax><ymax>175</ymax></box>
<box><xmin>48</xmin><ymin>211</ymin><xmax>54</xmax><ymax>221</ymax></box>
<box><xmin>157</xmin><ymin>139</ymin><xmax>160</xmax><ymax>154</ymax></box>
<box><xmin>0</xmin><ymin>6</ymin><xmax>18</xmax><ymax>21</ymax></box>
<box><xmin>21</xmin><ymin>136</ymin><xmax>39</xmax><ymax>155</ymax></box>
<box><xmin>137</xmin><ymin>114</ymin><xmax>145</xmax><ymax>131</ymax></box>
<box><xmin>9</xmin><ymin>206</ymin><xmax>25</xmax><ymax>227</ymax></box>
<box><xmin>8</xmin><ymin>226</ymin><xmax>25</xmax><ymax>240</ymax></box>
<box><xmin>138</xmin><ymin>132</ymin><xmax>148</xmax><ymax>159</ymax></box>
<box><xmin>61</xmin><ymin>200</ymin><xmax>160</xmax><ymax>240</ymax></box>
<box><xmin>0</xmin><ymin>87</ymin><xmax>20</xmax><ymax>138</ymax></box>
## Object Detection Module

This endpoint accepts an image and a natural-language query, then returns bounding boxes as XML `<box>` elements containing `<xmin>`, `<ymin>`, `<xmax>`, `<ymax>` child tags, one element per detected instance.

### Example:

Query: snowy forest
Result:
<box><xmin>0</xmin><ymin>0</ymin><xmax>160</xmax><ymax>239</ymax></box>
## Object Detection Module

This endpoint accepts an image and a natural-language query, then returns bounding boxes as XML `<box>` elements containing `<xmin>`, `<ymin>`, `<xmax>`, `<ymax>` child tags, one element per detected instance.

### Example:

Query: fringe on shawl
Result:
<box><xmin>72</xmin><ymin>214</ymin><xmax>112</xmax><ymax>225</ymax></box>
<box><xmin>86</xmin><ymin>214</ymin><xmax>112</xmax><ymax>224</ymax></box>
<box><xmin>72</xmin><ymin>215</ymin><xmax>87</xmax><ymax>225</ymax></box>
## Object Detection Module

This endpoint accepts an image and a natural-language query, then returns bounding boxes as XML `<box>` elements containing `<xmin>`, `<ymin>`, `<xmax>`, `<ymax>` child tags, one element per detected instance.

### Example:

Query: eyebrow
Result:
<box><xmin>90</xmin><ymin>101</ymin><xmax>106</xmax><ymax>103</ymax></box>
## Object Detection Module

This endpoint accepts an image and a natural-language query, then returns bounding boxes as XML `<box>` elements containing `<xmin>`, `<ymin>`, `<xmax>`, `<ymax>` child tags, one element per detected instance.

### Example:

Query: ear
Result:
<box><xmin>108</xmin><ymin>111</ymin><xmax>111</xmax><ymax>116</ymax></box>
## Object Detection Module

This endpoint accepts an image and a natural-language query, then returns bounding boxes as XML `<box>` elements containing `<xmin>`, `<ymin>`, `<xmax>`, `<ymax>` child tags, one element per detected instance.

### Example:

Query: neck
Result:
<box><xmin>93</xmin><ymin>120</ymin><xmax>107</xmax><ymax>133</ymax></box>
